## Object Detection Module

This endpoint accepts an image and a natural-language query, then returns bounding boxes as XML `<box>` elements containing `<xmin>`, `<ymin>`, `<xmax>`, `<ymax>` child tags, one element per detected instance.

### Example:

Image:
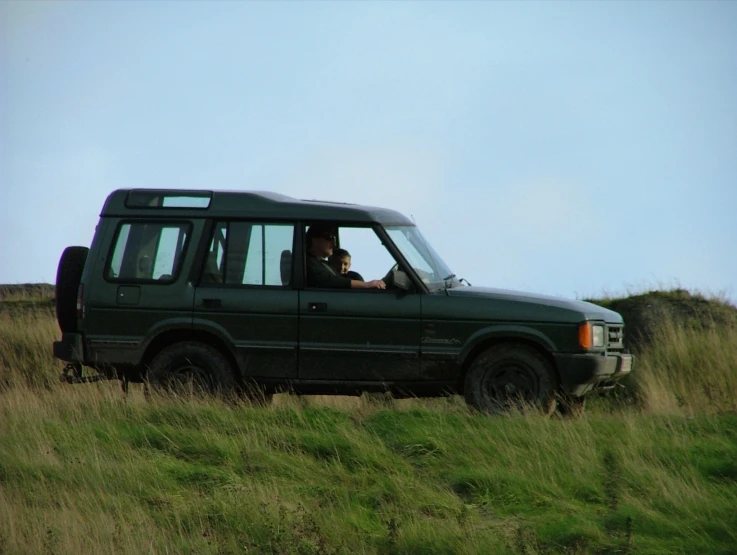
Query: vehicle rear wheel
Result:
<box><xmin>464</xmin><ymin>344</ymin><xmax>557</xmax><ymax>415</ymax></box>
<box><xmin>55</xmin><ymin>246</ymin><xmax>89</xmax><ymax>333</ymax></box>
<box><xmin>148</xmin><ymin>342</ymin><xmax>235</xmax><ymax>397</ymax></box>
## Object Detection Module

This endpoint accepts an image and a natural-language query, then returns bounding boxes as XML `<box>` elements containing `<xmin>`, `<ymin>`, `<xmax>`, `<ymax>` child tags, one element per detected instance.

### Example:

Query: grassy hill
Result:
<box><xmin>1</xmin><ymin>286</ymin><xmax>736</xmax><ymax>554</ymax></box>
<box><xmin>589</xmin><ymin>288</ymin><xmax>737</xmax><ymax>353</ymax></box>
<box><xmin>0</xmin><ymin>283</ymin><xmax>55</xmax><ymax>301</ymax></box>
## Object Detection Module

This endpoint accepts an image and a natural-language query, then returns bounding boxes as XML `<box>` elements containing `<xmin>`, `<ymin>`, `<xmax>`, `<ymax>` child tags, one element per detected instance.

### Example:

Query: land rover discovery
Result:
<box><xmin>53</xmin><ymin>189</ymin><xmax>633</xmax><ymax>413</ymax></box>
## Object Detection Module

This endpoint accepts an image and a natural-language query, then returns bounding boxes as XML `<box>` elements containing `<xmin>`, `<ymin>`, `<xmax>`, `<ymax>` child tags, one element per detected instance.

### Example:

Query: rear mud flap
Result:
<box><xmin>60</xmin><ymin>364</ymin><xmax>114</xmax><ymax>384</ymax></box>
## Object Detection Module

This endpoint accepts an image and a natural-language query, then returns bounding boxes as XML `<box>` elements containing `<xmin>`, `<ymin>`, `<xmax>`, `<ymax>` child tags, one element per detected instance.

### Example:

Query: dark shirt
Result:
<box><xmin>306</xmin><ymin>253</ymin><xmax>351</xmax><ymax>289</ymax></box>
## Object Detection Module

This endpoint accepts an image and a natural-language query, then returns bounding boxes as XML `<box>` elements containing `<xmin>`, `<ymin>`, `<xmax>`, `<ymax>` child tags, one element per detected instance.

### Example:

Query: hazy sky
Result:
<box><xmin>2</xmin><ymin>1</ymin><xmax>736</xmax><ymax>302</ymax></box>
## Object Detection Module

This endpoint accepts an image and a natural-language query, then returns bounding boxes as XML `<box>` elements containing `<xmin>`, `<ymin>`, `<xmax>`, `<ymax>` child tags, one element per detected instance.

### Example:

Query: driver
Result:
<box><xmin>306</xmin><ymin>224</ymin><xmax>385</xmax><ymax>290</ymax></box>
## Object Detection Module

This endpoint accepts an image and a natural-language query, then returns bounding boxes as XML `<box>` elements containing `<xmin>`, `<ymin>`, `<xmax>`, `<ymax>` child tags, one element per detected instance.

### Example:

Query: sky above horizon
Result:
<box><xmin>1</xmin><ymin>1</ymin><xmax>736</xmax><ymax>302</ymax></box>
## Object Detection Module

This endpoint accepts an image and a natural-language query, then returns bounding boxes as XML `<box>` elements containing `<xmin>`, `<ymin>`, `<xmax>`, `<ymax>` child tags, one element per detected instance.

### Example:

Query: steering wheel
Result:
<box><xmin>382</xmin><ymin>264</ymin><xmax>432</xmax><ymax>290</ymax></box>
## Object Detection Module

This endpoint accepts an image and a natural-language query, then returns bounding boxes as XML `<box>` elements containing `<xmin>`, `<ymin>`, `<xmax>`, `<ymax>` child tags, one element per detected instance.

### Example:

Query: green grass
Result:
<box><xmin>1</xmin><ymin>388</ymin><xmax>735</xmax><ymax>554</ymax></box>
<box><xmin>1</xmin><ymin>289</ymin><xmax>736</xmax><ymax>554</ymax></box>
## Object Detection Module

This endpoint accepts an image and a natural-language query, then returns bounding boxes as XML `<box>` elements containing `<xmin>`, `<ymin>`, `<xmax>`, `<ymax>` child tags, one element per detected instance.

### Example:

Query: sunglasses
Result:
<box><xmin>316</xmin><ymin>234</ymin><xmax>336</xmax><ymax>242</ymax></box>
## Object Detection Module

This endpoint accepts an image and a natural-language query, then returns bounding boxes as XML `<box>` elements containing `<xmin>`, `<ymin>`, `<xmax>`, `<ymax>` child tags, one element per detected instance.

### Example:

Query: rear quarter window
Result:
<box><xmin>106</xmin><ymin>221</ymin><xmax>191</xmax><ymax>282</ymax></box>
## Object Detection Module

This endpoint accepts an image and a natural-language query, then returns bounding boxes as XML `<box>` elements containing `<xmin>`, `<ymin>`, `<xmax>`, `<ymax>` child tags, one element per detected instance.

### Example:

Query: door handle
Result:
<box><xmin>202</xmin><ymin>298</ymin><xmax>222</xmax><ymax>308</ymax></box>
<box><xmin>308</xmin><ymin>302</ymin><xmax>327</xmax><ymax>312</ymax></box>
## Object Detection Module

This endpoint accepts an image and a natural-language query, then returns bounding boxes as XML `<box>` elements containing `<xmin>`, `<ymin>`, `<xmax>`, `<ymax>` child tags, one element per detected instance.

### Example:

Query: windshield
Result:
<box><xmin>385</xmin><ymin>225</ymin><xmax>455</xmax><ymax>290</ymax></box>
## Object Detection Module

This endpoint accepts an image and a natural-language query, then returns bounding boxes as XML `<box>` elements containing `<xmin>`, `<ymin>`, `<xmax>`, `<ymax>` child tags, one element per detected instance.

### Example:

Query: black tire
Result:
<box><xmin>55</xmin><ymin>246</ymin><xmax>89</xmax><ymax>333</ymax></box>
<box><xmin>464</xmin><ymin>344</ymin><xmax>558</xmax><ymax>415</ymax></box>
<box><xmin>148</xmin><ymin>342</ymin><xmax>235</xmax><ymax>397</ymax></box>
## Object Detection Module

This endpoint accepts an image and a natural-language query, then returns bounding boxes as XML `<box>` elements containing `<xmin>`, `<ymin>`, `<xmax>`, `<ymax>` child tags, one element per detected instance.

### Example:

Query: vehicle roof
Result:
<box><xmin>100</xmin><ymin>189</ymin><xmax>414</xmax><ymax>225</ymax></box>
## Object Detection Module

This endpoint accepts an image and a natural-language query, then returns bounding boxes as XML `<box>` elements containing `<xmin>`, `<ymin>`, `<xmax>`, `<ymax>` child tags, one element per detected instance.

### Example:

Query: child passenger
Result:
<box><xmin>328</xmin><ymin>248</ymin><xmax>364</xmax><ymax>281</ymax></box>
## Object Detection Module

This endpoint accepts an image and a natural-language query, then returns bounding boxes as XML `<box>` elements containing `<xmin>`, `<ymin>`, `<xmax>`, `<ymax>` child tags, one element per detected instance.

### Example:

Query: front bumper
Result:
<box><xmin>554</xmin><ymin>352</ymin><xmax>634</xmax><ymax>397</ymax></box>
<box><xmin>53</xmin><ymin>333</ymin><xmax>86</xmax><ymax>363</ymax></box>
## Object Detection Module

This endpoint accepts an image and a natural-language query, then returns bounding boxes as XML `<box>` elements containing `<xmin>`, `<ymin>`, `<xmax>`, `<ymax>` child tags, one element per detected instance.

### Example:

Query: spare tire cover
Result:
<box><xmin>55</xmin><ymin>246</ymin><xmax>89</xmax><ymax>333</ymax></box>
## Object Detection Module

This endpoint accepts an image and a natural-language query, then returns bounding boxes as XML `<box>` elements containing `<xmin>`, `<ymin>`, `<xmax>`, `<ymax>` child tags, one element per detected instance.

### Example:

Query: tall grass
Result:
<box><xmin>1</xmin><ymin>297</ymin><xmax>736</xmax><ymax>554</ymax></box>
<box><xmin>1</xmin><ymin>385</ymin><xmax>736</xmax><ymax>554</ymax></box>
<box><xmin>0</xmin><ymin>283</ymin><xmax>54</xmax><ymax>302</ymax></box>
<box><xmin>0</xmin><ymin>303</ymin><xmax>59</xmax><ymax>390</ymax></box>
<box><xmin>632</xmin><ymin>319</ymin><xmax>737</xmax><ymax>415</ymax></box>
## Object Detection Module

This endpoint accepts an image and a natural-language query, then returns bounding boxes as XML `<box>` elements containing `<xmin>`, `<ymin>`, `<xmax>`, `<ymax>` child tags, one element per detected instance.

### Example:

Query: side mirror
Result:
<box><xmin>393</xmin><ymin>270</ymin><xmax>412</xmax><ymax>291</ymax></box>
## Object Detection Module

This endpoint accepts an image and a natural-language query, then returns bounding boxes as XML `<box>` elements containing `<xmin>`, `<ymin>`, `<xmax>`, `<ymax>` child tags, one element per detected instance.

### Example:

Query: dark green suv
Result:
<box><xmin>53</xmin><ymin>189</ymin><xmax>633</xmax><ymax>413</ymax></box>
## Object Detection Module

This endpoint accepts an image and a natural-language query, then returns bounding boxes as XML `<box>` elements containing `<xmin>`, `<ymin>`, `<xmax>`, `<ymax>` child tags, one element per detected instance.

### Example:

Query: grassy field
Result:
<box><xmin>1</xmin><ymin>289</ymin><xmax>736</xmax><ymax>554</ymax></box>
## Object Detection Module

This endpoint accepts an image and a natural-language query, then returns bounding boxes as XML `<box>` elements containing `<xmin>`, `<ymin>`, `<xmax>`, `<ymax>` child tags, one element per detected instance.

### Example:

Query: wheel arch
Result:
<box><xmin>456</xmin><ymin>331</ymin><xmax>559</xmax><ymax>394</ymax></box>
<box><xmin>139</xmin><ymin>329</ymin><xmax>241</xmax><ymax>382</ymax></box>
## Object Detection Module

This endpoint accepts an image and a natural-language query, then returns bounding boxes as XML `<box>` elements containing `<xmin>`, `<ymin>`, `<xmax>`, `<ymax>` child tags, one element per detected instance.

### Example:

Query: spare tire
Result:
<box><xmin>55</xmin><ymin>246</ymin><xmax>89</xmax><ymax>333</ymax></box>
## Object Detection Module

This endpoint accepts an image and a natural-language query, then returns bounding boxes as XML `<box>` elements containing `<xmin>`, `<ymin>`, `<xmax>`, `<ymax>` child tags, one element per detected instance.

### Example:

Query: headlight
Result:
<box><xmin>592</xmin><ymin>325</ymin><xmax>605</xmax><ymax>347</ymax></box>
<box><xmin>578</xmin><ymin>322</ymin><xmax>605</xmax><ymax>349</ymax></box>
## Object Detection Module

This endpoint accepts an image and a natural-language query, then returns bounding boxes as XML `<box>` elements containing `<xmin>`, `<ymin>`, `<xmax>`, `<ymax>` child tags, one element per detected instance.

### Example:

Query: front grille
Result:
<box><xmin>607</xmin><ymin>325</ymin><xmax>624</xmax><ymax>350</ymax></box>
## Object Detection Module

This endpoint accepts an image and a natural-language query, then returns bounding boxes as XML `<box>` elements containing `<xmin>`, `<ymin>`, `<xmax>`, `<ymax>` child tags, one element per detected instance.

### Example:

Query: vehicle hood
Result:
<box><xmin>443</xmin><ymin>286</ymin><xmax>623</xmax><ymax>323</ymax></box>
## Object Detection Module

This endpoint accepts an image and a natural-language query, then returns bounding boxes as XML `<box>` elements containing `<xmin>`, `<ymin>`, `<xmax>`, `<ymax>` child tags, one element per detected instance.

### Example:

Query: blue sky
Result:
<box><xmin>1</xmin><ymin>1</ymin><xmax>736</xmax><ymax>302</ymax></box>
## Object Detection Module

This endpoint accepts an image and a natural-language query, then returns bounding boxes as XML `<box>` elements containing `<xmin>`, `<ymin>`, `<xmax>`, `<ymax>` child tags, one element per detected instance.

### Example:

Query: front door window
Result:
<box><xmin>323</xmin><ymin>226</ymin><xmax>396</xmax><ymax>285</ymax></box>
<box><xmin>299</xmin><ymin>223</ymin><xmax>421</xmax><ymax>381</ymax></box>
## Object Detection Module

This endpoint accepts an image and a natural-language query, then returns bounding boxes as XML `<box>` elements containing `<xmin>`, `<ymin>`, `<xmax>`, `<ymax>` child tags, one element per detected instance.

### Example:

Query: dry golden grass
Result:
<box><xmin>0</xmin><ymin>305</ymin><xmax>60</xmax><ymax>390</ymax></box>
<box><xmin>632</xmin><ymin>319</ymin><xmax>737</xmax><ymax>415</ymax></box>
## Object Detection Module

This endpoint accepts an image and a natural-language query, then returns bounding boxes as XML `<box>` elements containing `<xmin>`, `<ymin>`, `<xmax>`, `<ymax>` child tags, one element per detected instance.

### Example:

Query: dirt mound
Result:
<box><xmin>589</xmin><ymin>289</ymin><xmax>737</xmax><ymax>352</ymax></box>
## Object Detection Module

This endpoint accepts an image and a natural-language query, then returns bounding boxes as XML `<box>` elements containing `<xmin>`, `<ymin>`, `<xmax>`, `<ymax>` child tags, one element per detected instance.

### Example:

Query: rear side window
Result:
<box><xmin>107</xmin><ymin>221</ymin><xmax>191</xmax><ymax>282</ymax></box>
<box><xmin>201</xmin><ymin>221</ymin><xmax>294</xmax><ymax>287</ymax></box>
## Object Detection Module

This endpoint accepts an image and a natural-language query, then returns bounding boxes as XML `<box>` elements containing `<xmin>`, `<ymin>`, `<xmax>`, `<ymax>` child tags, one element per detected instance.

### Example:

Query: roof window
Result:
<box><xmin>125</xmin><ymin>190</ymin><xmax>212</xmax><ymax>209</ymax></box>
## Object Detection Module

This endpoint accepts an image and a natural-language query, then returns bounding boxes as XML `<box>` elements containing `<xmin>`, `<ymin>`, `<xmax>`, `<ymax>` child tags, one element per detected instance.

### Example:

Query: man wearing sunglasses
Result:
<box><xmin>306</xmin><ymin>224</ymin><xmax>386</xmax><ymax>289</ymax></box>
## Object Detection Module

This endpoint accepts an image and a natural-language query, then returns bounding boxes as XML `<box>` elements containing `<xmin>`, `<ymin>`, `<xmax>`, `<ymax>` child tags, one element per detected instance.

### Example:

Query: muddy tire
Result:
<box><xmin>464</xmin><ymin>344</ymin><xmax>558</xmax><ymax>415</ymax></box>
<box><xmin>148</xmin><ymin>342</ymin><xmax>235</xmax><ymax>397</ymax></box>
<box><xmin>55</xmin><ymin>246</ymin><xmax>89</xmax><ymax>333</ymax></box>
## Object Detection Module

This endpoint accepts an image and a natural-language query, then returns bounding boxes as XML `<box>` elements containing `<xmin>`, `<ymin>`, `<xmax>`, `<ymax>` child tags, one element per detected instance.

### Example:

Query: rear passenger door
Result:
<box><xmin>193</xmin><ymin>221</ymin><xmax>298</xmax><ymax>379</ymax></box>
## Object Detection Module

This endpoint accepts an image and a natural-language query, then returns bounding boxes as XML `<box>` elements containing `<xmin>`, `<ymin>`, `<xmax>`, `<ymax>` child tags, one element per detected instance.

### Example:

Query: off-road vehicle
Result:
<box><xmin>53</xmin><ymin>189</ymin><xmax>633</xmax><ymax>413</ymax></box>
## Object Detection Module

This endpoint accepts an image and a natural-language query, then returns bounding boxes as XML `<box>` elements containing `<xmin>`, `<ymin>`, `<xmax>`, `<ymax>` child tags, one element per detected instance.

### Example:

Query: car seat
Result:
<box><xmin>202</xmin><ymin>252</ymin><xmax>224</xmax><ymax>284</ymax></box>
<box><xmin>280</xmin><ymin>250</ymin><xmax>292</xmax><ymax>286</ymax></box>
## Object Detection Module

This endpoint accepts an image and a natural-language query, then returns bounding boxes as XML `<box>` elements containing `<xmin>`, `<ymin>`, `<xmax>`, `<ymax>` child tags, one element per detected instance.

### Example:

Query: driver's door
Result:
<box><xmin>298</xmin><ymin>225</ymin><xmax>422</xmax><ymax>382</ymax></box>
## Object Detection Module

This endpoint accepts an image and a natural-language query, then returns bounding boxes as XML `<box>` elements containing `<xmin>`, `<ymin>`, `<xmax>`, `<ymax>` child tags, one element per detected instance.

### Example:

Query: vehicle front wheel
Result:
<box><xmin>148</xmin><ymin>342</ymin><xmax>235</xmax><ymax>397</ymax></box>
<box><xmin>464</xmin><ymin>344</ymin><xmax>557</xmax><ymax>415</ymax></box>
